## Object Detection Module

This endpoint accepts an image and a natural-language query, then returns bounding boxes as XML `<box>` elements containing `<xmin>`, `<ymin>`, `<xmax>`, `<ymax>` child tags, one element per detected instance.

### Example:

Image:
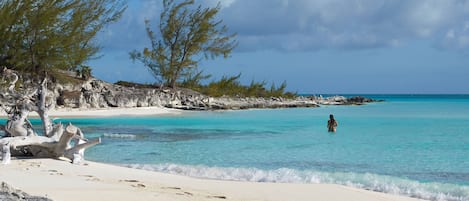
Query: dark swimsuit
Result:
<box><xmin>328</xmin><ymin>120</ymin><xmax>337</xmax><ymax>132</ymax></box>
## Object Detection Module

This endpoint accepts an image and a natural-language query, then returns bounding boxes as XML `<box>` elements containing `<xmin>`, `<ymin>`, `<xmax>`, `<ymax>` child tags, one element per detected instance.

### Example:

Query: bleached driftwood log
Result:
<box><xmin>0</xmin><ymin>67</ymin><xmax>100</xmax><ymax>164</ymax></box>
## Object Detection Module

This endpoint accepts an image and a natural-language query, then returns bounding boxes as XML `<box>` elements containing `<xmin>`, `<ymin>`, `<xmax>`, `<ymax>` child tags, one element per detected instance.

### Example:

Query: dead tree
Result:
<box><xmin>0</xmin><ymin>67</ymin><xmax>100</xmax><ymax>164</ymax></box>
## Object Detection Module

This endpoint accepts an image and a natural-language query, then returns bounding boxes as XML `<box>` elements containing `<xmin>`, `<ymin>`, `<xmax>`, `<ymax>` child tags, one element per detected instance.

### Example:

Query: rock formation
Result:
<box><xmin>51</xmin><ymin>78</ymin><xmax>322</xmax><ymax>110</ymax></box>
<box><xmin>2</xmin><ymin>69</ymin><xmax>382</xmax><ymax>113</ymax></box>
<box><xmin>10</xmin><ymin>74</ymin><xmax>382</xmax><ymax>111</ymax></box>
<box><xmin>0</xmin><ymin>182</ymin><xmax>52</xmax><ymax>201</ymax></box>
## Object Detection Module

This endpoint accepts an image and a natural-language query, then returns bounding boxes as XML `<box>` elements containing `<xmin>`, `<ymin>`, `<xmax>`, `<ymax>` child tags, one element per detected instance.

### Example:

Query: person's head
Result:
<box><xmin>329</xmin><ymin>114</ymin><xmax>334</xmax><ymax>120</ymax></box>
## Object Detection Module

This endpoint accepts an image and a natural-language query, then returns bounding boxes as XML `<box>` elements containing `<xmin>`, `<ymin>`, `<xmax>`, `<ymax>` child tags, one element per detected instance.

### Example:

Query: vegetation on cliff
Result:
<box><xmin>180</xmin><ymin>74</ymin><xmax>296</xmax><ymax>98</ymax></box>
<box><xmin>116</xmin><ymin>73</ymin><xmax>296</xmax><ymax>98</ymax></box>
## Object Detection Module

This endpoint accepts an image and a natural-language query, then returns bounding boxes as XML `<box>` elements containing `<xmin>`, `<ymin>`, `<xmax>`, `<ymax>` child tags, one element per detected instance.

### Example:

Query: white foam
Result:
<box><xmin>103</xmin><ymin>133</ymin><xmax>138</xmax><ymax>139</ymax></box>
<box><xmin>123</xmin><ymin>163</ymin><xmax>469</xmax><ymax>201</ymax></box>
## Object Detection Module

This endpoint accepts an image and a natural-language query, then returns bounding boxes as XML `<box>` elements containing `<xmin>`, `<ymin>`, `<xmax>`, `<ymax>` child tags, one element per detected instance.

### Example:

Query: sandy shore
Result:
<box><xmin>19</xmin><ymin>106</ymin><xmax>184</xmax><ymax>118</ymax></box>
<box><xmin>49</xmin><ymin>106</ymin><xmax>184</xmax><ymax>117</ymax></box>
<box><xmin>0</xmin><ymin>158</ymin><xmax>425</xmax><ymax>201</ymax></box>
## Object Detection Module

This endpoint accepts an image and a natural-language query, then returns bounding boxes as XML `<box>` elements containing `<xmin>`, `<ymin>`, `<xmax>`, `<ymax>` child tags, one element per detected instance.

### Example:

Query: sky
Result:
<box><xmin>89</xmin><ymin>0</ymin><xmax>469</xmax><ymax>94</ymax></box>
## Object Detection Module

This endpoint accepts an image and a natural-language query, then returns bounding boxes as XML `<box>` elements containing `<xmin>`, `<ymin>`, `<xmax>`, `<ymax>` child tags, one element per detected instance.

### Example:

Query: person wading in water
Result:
<box><xmin>327</xmin><ymin>114</ymin><xmax>338</xmax><ymax>132</ymax></box>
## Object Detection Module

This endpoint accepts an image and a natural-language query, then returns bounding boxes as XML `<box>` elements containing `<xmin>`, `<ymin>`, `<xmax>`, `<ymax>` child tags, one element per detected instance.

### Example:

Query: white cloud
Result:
<box><xmin>97</xmin><ymin>0</ymin><xmax>469</xmax><ymax>53</ymax></box>
<box><xmin>216</xmin><ymin>0</ymin><xmax>469</xmax><ymax>51</ymax></box>
<box><xmin>441</xmin><ymin>21</ymin><xmax>469</xmax><ymax>49</ymax></box>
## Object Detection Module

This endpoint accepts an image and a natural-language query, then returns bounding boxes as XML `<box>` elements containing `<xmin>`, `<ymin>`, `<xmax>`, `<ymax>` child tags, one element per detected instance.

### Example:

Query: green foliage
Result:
<box><xmin>0</xmin><ymin>0</ymin><xmax>126</xmax><ymax>81</ymax></box>
<box><xmin>77</xmin><ymin>66</ymin><xmax>92</xmax><ymax>80</ymax></box>
<box><xmin>197</xmin><ymin>74</ymin><xmax>296</xmax><ymax>98</ymax></box>
<box><xmin>130</xmin><ymin>0</ymin><xmax>237</xmax><ymax>88</ymax></box>
<box><xmin>203</xmin><ymin>74</ymin><xmax>242</xmax><ymax>97</ymax></box>
<box><xmin>49</xmin><ymin>70</ymin><xmax>84</xmax><ymax>85</ymax></box>
<box><xmin>179</xmin><ymin>70</ymin><xmax>212</xmax><ymax>91</ymax></box>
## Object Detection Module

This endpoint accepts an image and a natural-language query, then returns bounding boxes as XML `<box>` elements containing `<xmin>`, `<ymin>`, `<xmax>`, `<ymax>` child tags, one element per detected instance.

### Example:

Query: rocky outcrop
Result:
<box><xmin>53</xmin><ymin>79</ymin><xmax>166</xmax><ymax>109</ymax></box>
<box><xmin>347</xmin><ymin>96</ymin><xmax>383</xmax><ymax>104</ymax></box>
<box><xmin>49</xmin><ymin>79</ymin><xmax>318</xmax><ymax>110</ymax></box>
<box><xmin>208</xmin><ymin>96</ymin><xmax>319</xmax><ymax>110</ymax></box>
<box><xmin>311</xmin><ymin>95</ymin><xmax>383</xmax><ymax>105</ymax></box>
<box><xmin>43</xmin><ymin>79</ymin><xmax>381</xmax><ymax>111</ymax></box>
<box><xmin>0</xmin><ymin>182</ymin><xmax>52</xmax><ymax>201</ymax></box>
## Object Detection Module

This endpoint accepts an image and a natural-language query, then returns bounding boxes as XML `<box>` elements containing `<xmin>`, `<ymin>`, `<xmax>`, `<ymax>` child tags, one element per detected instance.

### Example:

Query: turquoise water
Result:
<box><xmin>8</xmin><ymin>95</ymin><xmax>469</xmax><ymax>200</ymax></box>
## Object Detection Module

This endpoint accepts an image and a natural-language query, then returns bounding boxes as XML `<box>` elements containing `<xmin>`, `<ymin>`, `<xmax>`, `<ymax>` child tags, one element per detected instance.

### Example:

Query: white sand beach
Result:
<box><xmin>0</xmin><ymin>106</ymin><xmax>182</xmax><ymax>119</ymax></box>
<box><xmin>23</xmin><ymin>106</ymin><xmax>184</xmax><ymax>118</ymax></box>
<box><xmin>1</xmin><ymin>158</ymin><xmax>425</xmax><ymax>201</ymax></box>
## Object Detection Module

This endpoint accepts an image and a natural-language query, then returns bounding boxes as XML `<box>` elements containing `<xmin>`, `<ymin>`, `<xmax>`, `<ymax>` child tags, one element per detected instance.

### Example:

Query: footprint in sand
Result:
<box><xmin>47</xmin><ymin>169</ymin><xmax>63</xmax><ymax>176</ymax></box>
<box><xmin>119</xmin><ymin>179</ymin><xmax>146</xmax><ymax>188</ymax></box>
<box><xmin>163</xmin><ymin>187</ymin><xmax>227</xmax><ymax>199</ymax></box>
<box><xmin>176</xmin><ymin>191</ymin><xmax>193</xmax><ymax>196</ymax></box>
<box><xmin>79</xmin><ymin>175</ymin><xmax>101</xmax><ymax>181</ymax></box>
<box><xmin>209</xmin><ymin>195</ymin><xmax>227</xmax><ymax>199</ymax></box>
<box><xmin>132</xmin><ymin>183</ymin><xmax>146</xmax><ymax>188</ymax></box>
<box><xmin>19</xmin><ymin>160</ymin><xmax>42</xmax><ymax>168</ymax></box>
<box><xmin>165</xmin><ymin>187</ymin><xmax>226</xmax><ymax>199</ymax></box>
<box><xmin>163</xmin><ymin>187</ymin><xmax>181</xmax><ymax>190</ymax></box>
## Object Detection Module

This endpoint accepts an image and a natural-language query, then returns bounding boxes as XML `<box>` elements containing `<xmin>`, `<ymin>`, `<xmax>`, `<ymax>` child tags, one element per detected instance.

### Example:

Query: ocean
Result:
<box><xmin>12</xmin><ymin>95</ymin><xmax>469</xmax><ymax>200</ymax></box>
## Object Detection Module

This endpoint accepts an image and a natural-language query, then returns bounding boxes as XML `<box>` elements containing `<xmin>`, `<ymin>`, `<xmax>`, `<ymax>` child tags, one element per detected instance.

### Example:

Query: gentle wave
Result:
<box><xmin>123</xmin><ymin>163</ymin><xmax>469</xmax><ymax>201</ymax></box>
<box><xmin>103</xmin><ymin>133</ymin><xmax>138</xmax><ymax>139</ymax></box>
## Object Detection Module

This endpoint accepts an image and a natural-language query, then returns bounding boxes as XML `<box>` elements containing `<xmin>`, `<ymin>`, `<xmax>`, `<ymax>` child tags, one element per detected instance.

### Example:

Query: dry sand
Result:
<box><xmin>0</xmin><ymin>158</ymin><xmax>425</xmax><ymax>201</ymax></box>
<box><xmin>1</xmin><ymin>106</ymin><xmax>183</xmax><ymax>118</ymax></box>
<box><xmin>47</xmin><ymin>106</ymin><xmax>184</xmax><ymax>117</ymax></box>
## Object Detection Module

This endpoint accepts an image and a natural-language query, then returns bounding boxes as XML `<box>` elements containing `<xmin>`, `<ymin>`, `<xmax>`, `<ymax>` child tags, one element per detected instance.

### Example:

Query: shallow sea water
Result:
<box><xmin>13</xmin><ymin>95</ymin><xmax>469</xmax><ymax>200</ymax></box>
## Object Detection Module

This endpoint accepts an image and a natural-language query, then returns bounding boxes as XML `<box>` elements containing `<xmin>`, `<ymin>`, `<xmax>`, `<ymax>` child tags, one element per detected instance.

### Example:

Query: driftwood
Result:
<box><xmin>0</xmin><ymin>67</ymin><xmax>100</xmax><ymax>164</ymax></box>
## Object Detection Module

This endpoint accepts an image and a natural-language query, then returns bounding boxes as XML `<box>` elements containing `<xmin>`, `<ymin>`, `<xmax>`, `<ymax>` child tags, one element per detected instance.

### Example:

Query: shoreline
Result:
<box><xmin>1</xmin><ymin>158</ymin><xmax>426</xmax><ymax>201</ymax></box>
<box><xmin>1</xmin><ymin>106</ymin><xmax>185</xmax><ymax>119</ymax></box>
<box><xmin>48</xmin><ymin>106</ymin><xmax>184</xmax><ymax>118</ymax></box>
<box><xmin>0</xmin><ymin>106</ymin><xmax>429</xmax><ymax>201</ymax></box>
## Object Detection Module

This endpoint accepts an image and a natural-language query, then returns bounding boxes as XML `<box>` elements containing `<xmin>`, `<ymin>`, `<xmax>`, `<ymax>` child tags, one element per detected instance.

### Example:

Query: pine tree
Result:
<box><xmin>0</xmin><ymin>0</ymin><xmax>126</xmax><ymax>80</ymax></box>
<box><xmin>130</xmin><ymin>0</ymin><xmax>237</xmax><ymax>88</ymax></box>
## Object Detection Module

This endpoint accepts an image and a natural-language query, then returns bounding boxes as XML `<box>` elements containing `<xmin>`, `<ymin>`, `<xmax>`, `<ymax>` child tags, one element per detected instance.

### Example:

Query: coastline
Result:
<box><xmin>48</xmin><ymin>106</ymin><xmax>184</xmax><ymax>117</ymax></box>
<box><xmin>0</xmin><ymin>105</ymin><xmax>434</xmax><ymax>201</ymax></box>
<box><xmin>1</xmin><ymin>158</ymin><xmax>425</xmax><ymax>201</ymax></box>
<box><xmin>1</xmin><ymin>106</ymin><xmax>185</xmax><ymax>118</ymax></box>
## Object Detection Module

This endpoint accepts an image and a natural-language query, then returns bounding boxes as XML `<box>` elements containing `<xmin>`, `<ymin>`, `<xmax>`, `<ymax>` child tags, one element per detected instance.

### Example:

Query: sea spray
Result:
<box><xmin>123</xmin><ymin>163</ymin><xmax>469</xmax><ymax>201</ymax></box>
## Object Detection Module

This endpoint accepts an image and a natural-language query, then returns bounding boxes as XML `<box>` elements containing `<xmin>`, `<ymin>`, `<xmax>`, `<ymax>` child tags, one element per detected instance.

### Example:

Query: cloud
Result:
<box><xmin>441</xmin><ymin>22</ymin><xmax>469</xmax><ymax>50</ymax></box>
<box><xmin>96</xmin><ymin>0</ymin><xmax>162</xmax><ymax>52</ymax></box>
<box><xmin>97</xmin><ymin>0</ymin><xmax>469</xmax><ymax>53</ymax></box>
<box><xmin>215</xmin><ymin>0</ymin><xmax>469</xmax><ymax>51</ymax></box>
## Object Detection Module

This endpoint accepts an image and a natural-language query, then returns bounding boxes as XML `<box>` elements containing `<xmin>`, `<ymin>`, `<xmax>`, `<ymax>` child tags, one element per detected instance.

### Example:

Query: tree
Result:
<box><xmin>0</xmin><ymin>0</ymin><xmax>126</xmax><ymax>80</ymax></box>
<box><xmin>130</xmin><ymin>0</ymin><xmax>237</xmax><ymax>89</ymax></box>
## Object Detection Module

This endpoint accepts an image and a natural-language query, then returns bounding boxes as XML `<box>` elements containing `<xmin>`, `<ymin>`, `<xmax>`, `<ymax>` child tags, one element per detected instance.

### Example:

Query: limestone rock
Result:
<box><xmin>25</xmin><ymin>78</ymin><xmax>379</xmax><ymax>111</ymax></box>
<box><xmin>0</xmin><ymin>182</ymin><xmax>52</xmax><ymax>201</ymax></box>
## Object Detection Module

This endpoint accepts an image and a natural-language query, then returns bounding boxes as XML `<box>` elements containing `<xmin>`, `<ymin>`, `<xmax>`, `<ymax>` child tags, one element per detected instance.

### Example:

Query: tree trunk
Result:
<box><xmin>37</xmin><ymin>78</ymin><xmax>53</xmax><ymax>137</ymax></box>
<box><xmin>0</xmin><ymin>68</ymin><xmax>100</xmax><ymax>164</ymax></box>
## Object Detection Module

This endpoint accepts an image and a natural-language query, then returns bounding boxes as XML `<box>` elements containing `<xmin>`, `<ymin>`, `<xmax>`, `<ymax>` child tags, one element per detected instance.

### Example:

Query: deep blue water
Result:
<box><xmin>3</xmin><ymin>95</ymin><xmax>469</xmax><ymax>201</ymax></box>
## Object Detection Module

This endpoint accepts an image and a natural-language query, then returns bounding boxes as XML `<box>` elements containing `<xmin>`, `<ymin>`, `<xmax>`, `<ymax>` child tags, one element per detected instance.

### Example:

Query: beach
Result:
<box><xmin>0</xmin><ymin>106</ymin><xmax>431</xmax><ymax>201</ymax></box>
<box><xmin>1</xmin><ymin>158</ymin><xmax>424</xmax><ymax>201</ymax></box>
<box><xmin>4</xmin><ymin>97</ymin><xmax>469</xmax><ymax>201</ymax></box>
<box><xmin>47</xmin><ymin>106</ymin><xmax>184</xmax><ymax>118</ymax></box>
